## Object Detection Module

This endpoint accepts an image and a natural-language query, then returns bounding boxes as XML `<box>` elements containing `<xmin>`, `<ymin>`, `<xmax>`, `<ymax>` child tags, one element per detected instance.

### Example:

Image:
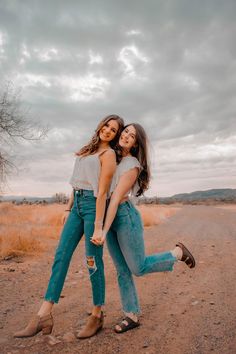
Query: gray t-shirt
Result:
<box><xmin>110</xmin><ymin>156</ymin><xmax>141</xmax><ymax>197</ymax></box>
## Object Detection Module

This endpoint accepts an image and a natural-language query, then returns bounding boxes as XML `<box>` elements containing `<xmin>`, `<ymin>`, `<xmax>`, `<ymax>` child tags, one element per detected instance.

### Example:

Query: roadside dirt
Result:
<box><xmin>1</xmin><ymin>205</ymin><xmax>236</xmax><ymax>354</ymax></box>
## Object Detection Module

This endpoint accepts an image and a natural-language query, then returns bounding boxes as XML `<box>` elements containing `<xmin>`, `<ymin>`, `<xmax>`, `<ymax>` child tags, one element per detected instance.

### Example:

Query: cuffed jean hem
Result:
<box><xmin>123</xmin><ymin>307</ymin><xmax>141</xmax><ymax>314</ymax></box>
<box><xmin>138</xmin><ymin>259</ymin><xmax>176</xmax><ymax>275</ymax></box>
<box><xmin>93</xmin><ymin>302</ymin><xmax>105</xmax><ymax>307</ymax></box>
<box><xmin>43</xmin><ymin>297</ymin><xmax>105</xmax><ymax>306</ymax></box>
<box><xmin>124</xmin><ymin>310</ymin><xmax>141</xmax><ymax>316</ymax></box>
<box><xmin>44</xmin><ymin>296</ymin><xmax>58</xmax><ymax>304</ymax></box>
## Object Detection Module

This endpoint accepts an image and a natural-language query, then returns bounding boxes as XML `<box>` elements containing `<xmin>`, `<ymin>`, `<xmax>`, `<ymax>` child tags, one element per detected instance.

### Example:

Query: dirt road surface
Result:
<box><xmin>1</xmin><ymin>205</ymin><xmax>236</xmax><ymax>354</ymax></box>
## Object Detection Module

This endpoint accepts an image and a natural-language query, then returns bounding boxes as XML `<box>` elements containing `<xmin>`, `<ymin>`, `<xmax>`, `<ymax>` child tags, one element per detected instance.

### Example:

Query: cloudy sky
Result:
<box><xmin>0</xmin><ymin>0</ymin><xmax>235</xmax><ymax>197</ymax></box>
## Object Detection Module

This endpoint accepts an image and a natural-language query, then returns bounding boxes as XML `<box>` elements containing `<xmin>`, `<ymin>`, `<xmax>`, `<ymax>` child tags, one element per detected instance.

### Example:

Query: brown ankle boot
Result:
<box><xmin>76</xmin><ymin>312</ymin><xmax>104</xmax><ymax>339</ymax></box>
<box><xmin>13</xmin><ymin>313</ymin><xmax>53</xmax><ymax>338</ymax></box>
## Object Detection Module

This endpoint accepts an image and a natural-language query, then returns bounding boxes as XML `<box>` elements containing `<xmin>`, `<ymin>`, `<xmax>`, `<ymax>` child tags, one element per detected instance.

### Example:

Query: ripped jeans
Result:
<box><xmin>45</xmin><ymin>190</ymin><xmax>105</xmax><ymax>306</ymax></box>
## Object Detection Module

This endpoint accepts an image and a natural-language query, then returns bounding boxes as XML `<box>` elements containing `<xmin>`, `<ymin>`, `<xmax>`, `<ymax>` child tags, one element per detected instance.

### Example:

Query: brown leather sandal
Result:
<box><xmin>114</xmin><ymin>316</ymin><xmax>140</xmax><ymax>333</ymax></box>
<box><xmin>176</xmin><ymin>242</ymin><xmax>196</xmax><ymax>268</ymax></box>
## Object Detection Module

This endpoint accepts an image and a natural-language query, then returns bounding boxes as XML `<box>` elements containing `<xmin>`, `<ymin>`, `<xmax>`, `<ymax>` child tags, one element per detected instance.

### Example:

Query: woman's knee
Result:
<box><xmin>86</xmin><ymin>254</ymin><xmax>104</xmax><ymax>277</ymax></box>
<box><xmin>115</xmin><ymin>259</ymin><xmax>143</xmax><ymax>277</ymax></box>
<box><xmin>129</xmin><ymin>265</ymin><xmax>143</xmax><ymax>277</ymax></box>
<box><xmin>86</xmin><ymin>255</ymin><xmax>97</xmax><ymax>276</ymax></box>
<box><xmin>116</xmin><ymin>266</ymin><xmax>132</xmax><ymax>279</ymax></box>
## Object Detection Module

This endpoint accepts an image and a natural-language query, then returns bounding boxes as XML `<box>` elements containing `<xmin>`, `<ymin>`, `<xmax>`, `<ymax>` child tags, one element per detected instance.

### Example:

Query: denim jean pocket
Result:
<box><xmin>129</xmin><ymin>207</ymin><xmax>143</xmax><ymax>231</ymax></box>
<box><xmin>116</xmin><ymin>205</ymin><xmax>130</xmax><ymax>218</ymax></box>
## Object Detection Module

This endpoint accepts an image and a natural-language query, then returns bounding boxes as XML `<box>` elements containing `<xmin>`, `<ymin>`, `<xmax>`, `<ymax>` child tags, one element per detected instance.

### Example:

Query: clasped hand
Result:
<box><xmin>90</xmin><ymin>229</ymin><xmax>106</xmax><ymax>246</ymax></box>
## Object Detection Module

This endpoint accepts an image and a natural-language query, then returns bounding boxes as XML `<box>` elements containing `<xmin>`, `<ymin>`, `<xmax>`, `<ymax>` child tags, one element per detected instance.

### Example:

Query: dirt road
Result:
<box><xmin>1</xmin><ymin>205</ymin><xmax>236</xmax><ymax>354</ymax></box>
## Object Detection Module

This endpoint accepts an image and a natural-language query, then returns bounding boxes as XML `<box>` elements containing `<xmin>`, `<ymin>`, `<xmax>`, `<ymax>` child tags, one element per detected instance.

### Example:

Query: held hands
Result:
<box><xmin>90</xmin><ymin>229</ymin><xmax>107</xmax><ymax>246</ymax></box>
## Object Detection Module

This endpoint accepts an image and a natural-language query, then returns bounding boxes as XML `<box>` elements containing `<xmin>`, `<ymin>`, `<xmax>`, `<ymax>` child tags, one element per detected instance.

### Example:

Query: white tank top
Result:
<box><xmin>110</xmin><ymin>156</ymin><xmax>141</xmax><ymax>197</ymax></box>
<box><xmin>70</xmin><ymin>149</ymin><xmax>114</xmax><ymax>198</ymax></box>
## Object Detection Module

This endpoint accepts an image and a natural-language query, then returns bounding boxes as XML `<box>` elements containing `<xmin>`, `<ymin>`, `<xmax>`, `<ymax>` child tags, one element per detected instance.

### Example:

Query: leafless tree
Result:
<box><xmin>0</xmin><ymin>82</ymin><xmax>48</xmax><ymax>191</ymax></box>
<box><xmin>51</xmin><ymin>192</ymin><xmax>69</xmax><ymax>204</ymax></box>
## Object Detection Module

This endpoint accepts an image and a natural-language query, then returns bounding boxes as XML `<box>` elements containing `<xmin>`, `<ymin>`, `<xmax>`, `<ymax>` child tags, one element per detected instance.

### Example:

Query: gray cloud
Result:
<box><xmin>1</xmin><ymin>0</ymin><xmax>236</xmax><ymax>196</ymax></box>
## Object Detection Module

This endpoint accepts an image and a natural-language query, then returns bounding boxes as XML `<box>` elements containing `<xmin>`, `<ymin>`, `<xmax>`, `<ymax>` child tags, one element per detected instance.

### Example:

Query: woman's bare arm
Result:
<box><xmin>91</xmin><ymin>150</ymin><xmax>117</xmax><ymax>240</ymax></box>
<box><xmin>61</xmin><ymin>190</ymin><xmax>74</xmax><ymax>224</ymax></box>
<box><xmin>91</xmin><ymin>167</ymin><xmax>138</xmax><ymax>245</ymax></box>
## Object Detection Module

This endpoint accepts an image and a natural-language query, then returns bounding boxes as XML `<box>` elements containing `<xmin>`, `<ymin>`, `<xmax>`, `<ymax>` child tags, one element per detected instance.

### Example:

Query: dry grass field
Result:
<box><xmin>0</xmin><ymin>203</ymin><xmax>63</xmax><ymax>258</ymax></box>
<box><xmin>0</xmin><ymin>203</ymin><xmax>180</xmax><ymax>259</ymax></box>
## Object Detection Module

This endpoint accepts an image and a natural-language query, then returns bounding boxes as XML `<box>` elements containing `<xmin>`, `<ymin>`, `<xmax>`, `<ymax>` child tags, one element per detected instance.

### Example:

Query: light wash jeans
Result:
<box><xmin>106</xmin><ymin>200</ymin><xmax>177</xmax><ymax>314</ymax></box>
<box><xmin>45</xmin><ymin>190</ymin><xmax>105</xmax><ymax>306</ymax></box>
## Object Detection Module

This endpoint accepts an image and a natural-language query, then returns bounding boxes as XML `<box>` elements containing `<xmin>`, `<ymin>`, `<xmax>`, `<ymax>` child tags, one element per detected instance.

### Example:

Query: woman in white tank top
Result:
<box><xmin>14</xmin><ymin>115</ymin><xmax>124</xmax><ymax>339</ymax></box>
<box><xmin>92</xmin><ymin>124</ymin><xmax>196</xmax><ymax>333</ymax></box>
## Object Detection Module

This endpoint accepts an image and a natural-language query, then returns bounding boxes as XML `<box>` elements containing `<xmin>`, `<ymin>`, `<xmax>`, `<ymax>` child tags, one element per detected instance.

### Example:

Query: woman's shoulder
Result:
<box><xmin>104</xmin><ymin>148</ymin><xmax>116</xmax><ymax>155</ymax></box>
<box><xmin>79</xmin><ymin>148</ymin><xmax>115</xmax><ymax>158</ymax></box>
<box><xmin>122</xmin><ymin>155</ymin><xmax>140</xmax><ymax>164</ymax></box>
<box><xmin>119</xmin><ymin>156</ymin><xmax>141</xmax><ymax>170</ymax></box>
<box><xmin>99</xmin><ymin>148</ymin><xmax>116</xmax><ymax>158</ymax></box>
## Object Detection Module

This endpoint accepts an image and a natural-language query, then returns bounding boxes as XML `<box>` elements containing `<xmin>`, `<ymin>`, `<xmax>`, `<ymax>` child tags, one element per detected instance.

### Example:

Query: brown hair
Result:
<box><xmin>126</xmin><ymin>123</ymin><xmax>151</xmax><ymax>196</ymax></box>
<box><xmin>76</xmin><ymin>114</ymin><xmax>124</xmax><ymax>157</ymax></box>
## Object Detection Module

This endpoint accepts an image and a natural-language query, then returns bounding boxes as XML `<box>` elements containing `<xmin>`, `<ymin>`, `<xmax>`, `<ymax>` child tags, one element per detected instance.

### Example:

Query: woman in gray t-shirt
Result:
<box><xmin>92</xmin><ymin>123</ymin><xmax>196</xmax><ymax>333</ymax></box>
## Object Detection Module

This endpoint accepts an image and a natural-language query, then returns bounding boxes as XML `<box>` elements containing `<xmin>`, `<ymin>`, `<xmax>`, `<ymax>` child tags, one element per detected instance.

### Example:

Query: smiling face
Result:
<box><xmin>99</xmin><ymin>119</ymin><xmax>119</xmax><ymax>142</ymax></box>
<box><xmin>119</xmin><ymin>125</ymin><xmax>137</xmax><ymax>153</ymax></box>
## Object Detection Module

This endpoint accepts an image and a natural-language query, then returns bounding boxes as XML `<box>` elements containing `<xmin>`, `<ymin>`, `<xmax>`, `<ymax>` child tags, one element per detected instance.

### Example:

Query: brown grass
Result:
<box><xmin>0</xmin><ymin>203</ymin><xmax>64</xmax><ymax>258</ymax></box>
<box><xmin>138</xmin><ymin>204</ymin><xmax>180</xmax><ymax>227</ymax></box>
<box><xmin>0</xmin><ymin>203</ymin><xmax>180</xmax><ymax>258</ymax></box>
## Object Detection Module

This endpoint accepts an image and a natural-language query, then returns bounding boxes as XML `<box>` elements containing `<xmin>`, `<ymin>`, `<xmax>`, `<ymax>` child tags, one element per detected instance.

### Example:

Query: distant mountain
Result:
<box><xmin>138</xmin><ymin>188</ymin><xmax>236</xmax><ymax>205</ymax></box>
<box><xmin>157</xmin><ymin>188</ymin><xmax>236</xmax><ymax>204</ymax></box>
<box><xmin>169</xmin><ymin>188</ymin><xmax>236</xmax><ymax>201</ymax></box>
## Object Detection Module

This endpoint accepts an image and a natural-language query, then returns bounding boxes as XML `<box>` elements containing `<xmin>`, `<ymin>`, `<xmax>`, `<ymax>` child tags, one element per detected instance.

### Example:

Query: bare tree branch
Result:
<box><xmin>0</xmin><ymin>82</ymin><xmax>49</xmax><ymax>191</ymax></box>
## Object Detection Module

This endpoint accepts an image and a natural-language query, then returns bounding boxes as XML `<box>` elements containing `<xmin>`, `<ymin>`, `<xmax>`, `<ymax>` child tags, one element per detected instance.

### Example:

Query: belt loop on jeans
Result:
<box><xmin>126</xmin><ymin>200</ymin><xmax>131</xmax><ymax>208</ymax></box>
<box><xmin>75</xmin><ymin>189</ymin><xmax>83</xmax><ymax>196</ymax></box>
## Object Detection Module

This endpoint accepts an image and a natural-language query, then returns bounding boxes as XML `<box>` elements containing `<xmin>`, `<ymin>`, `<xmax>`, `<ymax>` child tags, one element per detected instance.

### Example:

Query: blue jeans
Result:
<box><xmin>45</xmin><ymin>190</ymin><xmax>105</xmax><ymax>306</ymax></box>
<box><xmin>106</xmin><ymin>200</ymin><xmax>177</xmax><ymax>314</ymax></box>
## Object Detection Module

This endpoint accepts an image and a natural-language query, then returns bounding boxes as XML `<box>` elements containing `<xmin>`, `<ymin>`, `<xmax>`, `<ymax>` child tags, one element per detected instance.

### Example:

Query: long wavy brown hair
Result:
<box><xmin>76</xmin><ymin>115</ymin><xmax>124</xmax><ymax>158</ymax></box>
<box><xmin>125</xmin><ymin>123</ymin><xmax>151</xmax><ymax>196</ymax></box>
